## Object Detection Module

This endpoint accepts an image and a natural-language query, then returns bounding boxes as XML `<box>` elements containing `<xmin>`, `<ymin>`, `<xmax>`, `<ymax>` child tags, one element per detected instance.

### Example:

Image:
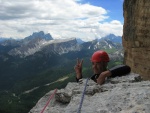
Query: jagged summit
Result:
<box><xmin>24</xmin><ymin>31</ymin><xmax>53</xmax><ymax>41</ymax></box>
<box><xmin>99</xmin><ymin>34</ymin><xmax>122</xmax><ymax>44</ymax></box>
<box><xmin>29</xmin><ymin>73</ymin><xmax>150</xmax><ymax>113</ymax></box>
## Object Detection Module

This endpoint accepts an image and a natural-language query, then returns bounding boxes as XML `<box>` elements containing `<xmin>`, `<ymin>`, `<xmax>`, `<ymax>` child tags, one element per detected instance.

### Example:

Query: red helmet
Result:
<box><xmin>91</xmin><ymin>50</ymin><xmax>109</xmax><ymax>62</ymax></box>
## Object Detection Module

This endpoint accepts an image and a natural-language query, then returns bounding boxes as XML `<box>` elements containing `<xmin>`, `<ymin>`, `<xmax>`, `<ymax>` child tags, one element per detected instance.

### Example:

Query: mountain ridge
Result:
<box><xmin>0</xmin><ymin>31</ymin><xmax>122</xmax><ymax>58</ymax></box>
<box><xmin>0</xmin><ymin>31</ymin><xmax>124</xmax><ymax>113</ymax></box>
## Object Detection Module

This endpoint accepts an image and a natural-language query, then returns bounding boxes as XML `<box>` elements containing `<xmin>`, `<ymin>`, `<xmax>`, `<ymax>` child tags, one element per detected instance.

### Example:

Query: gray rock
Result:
<box><xmin>29</xmin><ymin>73</ymin><xmax>150</xmax><ymax>113</ymax></box>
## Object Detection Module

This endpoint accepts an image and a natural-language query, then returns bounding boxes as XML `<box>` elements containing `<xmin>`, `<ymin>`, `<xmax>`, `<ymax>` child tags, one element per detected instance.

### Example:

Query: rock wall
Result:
<box><xmin>29</xmin><ymin>73</ymin><xmax>150</xmax><ymax>113</ymax></box>
<box><xmin>123</xmin><ymin>0</ymin><xmax>150</xmax><ymax>79</ymax></box>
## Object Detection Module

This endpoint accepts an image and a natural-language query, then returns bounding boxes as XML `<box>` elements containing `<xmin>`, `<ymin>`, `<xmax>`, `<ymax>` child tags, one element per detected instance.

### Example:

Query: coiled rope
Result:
<box><xmin>40</xmin><ymin>89</ymin><xmax>57</xmax><ymax>113</ymax></box>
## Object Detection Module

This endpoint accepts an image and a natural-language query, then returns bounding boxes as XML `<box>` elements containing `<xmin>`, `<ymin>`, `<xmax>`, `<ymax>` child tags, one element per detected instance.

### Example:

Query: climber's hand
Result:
<box><xmin>74</xmin><ymin>58</ymin><xmax>83</xmax><ymax>79</ymax></box>
<box><xmin>96</xmin><ymin>70</ymin><xmax>111</xmax><ymax>85</ymax></box>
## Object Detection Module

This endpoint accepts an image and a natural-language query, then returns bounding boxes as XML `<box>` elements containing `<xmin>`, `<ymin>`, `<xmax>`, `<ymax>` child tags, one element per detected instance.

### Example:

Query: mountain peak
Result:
<box><xmin>25</xmin><ymin>31</ymin><xmax>53</xmax><ymax>41</ymax></box>
<box><xmin>99</xmin><ymin>34</ymin><xmax>122</xmax><ymax>43</ymax></box>
<box><xmin>76</xmin><ymin>38</ymin><xmax>85</xmax><ymax>44</ymax></box>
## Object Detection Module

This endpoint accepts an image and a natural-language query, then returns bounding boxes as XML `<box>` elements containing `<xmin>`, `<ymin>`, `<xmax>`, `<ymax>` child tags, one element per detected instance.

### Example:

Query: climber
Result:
<box><xmin>74</xmin><ymin>50</ymin><xmax>131</xmax><ymax>85</ymax></box>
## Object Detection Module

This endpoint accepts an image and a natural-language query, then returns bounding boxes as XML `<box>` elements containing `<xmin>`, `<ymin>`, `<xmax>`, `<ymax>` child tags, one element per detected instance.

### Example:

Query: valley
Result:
<box><xmin>0</xmin><ymin>32</ymin><xmax>123</xmax><ymax>113</ymax></box>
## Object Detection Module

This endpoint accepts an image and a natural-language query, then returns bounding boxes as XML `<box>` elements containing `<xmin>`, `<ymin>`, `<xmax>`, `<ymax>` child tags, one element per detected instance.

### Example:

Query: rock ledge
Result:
<box><xmin>29</xmin><ymin>73</ymin><xmax>150</xmax><ymax>113</ymax></box>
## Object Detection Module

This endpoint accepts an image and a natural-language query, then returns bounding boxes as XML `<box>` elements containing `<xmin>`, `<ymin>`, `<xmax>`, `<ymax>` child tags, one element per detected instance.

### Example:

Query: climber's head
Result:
<box><xmin>91</xmin><ymin>50</ymin><xmax>109</xmax><ymax>74</ymax></box>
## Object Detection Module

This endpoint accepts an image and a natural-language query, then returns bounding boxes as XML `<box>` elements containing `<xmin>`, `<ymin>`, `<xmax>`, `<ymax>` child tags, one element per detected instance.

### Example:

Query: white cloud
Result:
<box><xmin>0</xmin><ymin>0</ymin><xmax>123</xmax><ymax>41</ymax></box>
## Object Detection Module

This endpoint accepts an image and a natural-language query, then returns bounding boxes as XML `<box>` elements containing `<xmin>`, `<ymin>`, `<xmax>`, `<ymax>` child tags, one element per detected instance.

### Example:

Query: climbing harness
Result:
<box><xmin>40</xmin><ymin>89</ymin><xmax>57</xmax><ymax>113</ymax></box>
<box><xmin>77</xmin><ymin>78</ymin><xmax>89</xmax><ymax>113</ymax></box>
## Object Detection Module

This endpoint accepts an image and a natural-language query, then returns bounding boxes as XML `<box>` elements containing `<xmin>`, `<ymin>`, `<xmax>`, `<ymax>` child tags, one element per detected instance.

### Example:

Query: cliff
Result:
<box><xmin>123</xmin><ymin>0</ymin><xmax>150</xmax><ymax>79</ymax></box>
<box><xmin>29</xmin><ymin>0</ymin><xmax>150</xmax><ymax>112</ymax></box>
<box><xmin>29</xmin><ymin>73</ymin><xmax>150</xmax><ymax>113</ymax></box>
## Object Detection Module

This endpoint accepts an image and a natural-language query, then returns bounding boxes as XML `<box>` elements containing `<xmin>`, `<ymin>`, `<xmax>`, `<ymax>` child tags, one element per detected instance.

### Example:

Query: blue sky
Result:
<box><xmin>0</xmin><ymin>0</ymin><xmax>124</xmax><ymax>41</ymax></box>
<box><xmin>81</xmin><ymin>0</ymin><xmax>124</xmax><ymax>23</ymax></box>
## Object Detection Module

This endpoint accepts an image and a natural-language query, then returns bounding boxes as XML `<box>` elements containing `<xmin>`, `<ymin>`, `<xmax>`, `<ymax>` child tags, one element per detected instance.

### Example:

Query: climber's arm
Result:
<box><xmin>93</xmin><ymin>65</ymin><xmax>131</xmax><ymax>85</ymax></box>
<box><xmin>109</xmin><ymin>65</ymin><xmax>131</xmax><ymax>78</ymax></box>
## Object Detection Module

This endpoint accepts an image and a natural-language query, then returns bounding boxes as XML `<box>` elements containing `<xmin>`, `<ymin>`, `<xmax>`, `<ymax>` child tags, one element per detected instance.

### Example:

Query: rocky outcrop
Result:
<box><xmin>29</xmin><ymin>73</ymin><xmax>150</xmax><ymax>113</ymax></box>
<box><xmin>123</xmin><ymin>0</ymin><xmax>150</xmax><ymax>79</ymax></box>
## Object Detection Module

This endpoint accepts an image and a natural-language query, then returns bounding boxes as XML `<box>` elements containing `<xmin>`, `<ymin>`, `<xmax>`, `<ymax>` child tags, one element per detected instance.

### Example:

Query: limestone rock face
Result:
<box><xmin>29</xmin><ymin>73</ymin><xmax>150</xmax><ymax>113</ymax></box>
<box><xmin>123</xmin><ymin>0</ymin><xmax>150</xmax><ymax>79</ymax></box>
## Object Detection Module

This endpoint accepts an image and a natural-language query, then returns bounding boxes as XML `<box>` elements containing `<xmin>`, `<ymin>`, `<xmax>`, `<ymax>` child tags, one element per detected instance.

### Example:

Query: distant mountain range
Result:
<box><xmin>0</xmin><ymin>31</ymin><xmax>123</xmax><ymax>92</ymax></box>
<box><xmin>0</xmin><ymin>31</ymin><xmax>123</xmax><ymax>113</ymax></box>
<box><xmin>0</xmin><ymin>31</ymin><xmax>122</xmax><ymax>58</ymax></box>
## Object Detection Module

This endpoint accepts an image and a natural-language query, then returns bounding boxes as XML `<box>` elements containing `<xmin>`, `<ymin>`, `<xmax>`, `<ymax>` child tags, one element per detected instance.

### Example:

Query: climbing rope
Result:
<box><xmin>40</xmin><ymin>89</ymin><xmax>57</xmax><ymax>113</ymax></box>
<box><xmin>77</xmin><ymin>78</ymin><xmax>89</xmax><ymax>113</ymax></box>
